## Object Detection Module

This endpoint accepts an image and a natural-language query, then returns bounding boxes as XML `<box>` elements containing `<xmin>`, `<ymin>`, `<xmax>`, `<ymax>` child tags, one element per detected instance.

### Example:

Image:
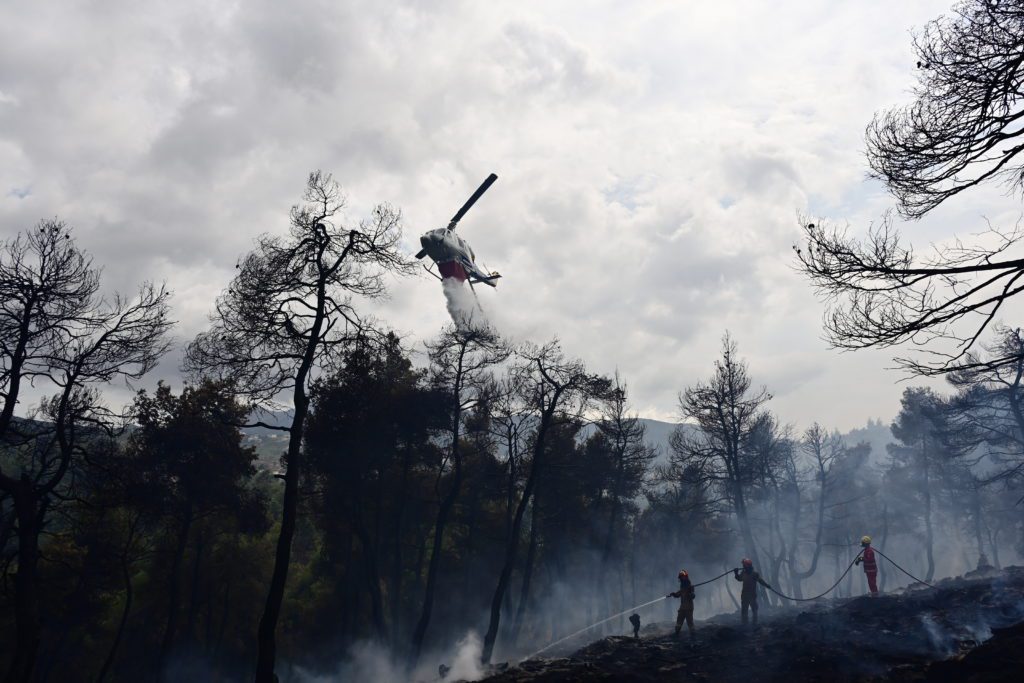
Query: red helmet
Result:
<box><xmin>678</xmin><ymin>570</ymin><xmax>689</xmax><ymax>579</ymax></box>
<box><xmin>742</xmin><ymin>558</ymin><xmax>753</xmax><ymax>568</ymax></box>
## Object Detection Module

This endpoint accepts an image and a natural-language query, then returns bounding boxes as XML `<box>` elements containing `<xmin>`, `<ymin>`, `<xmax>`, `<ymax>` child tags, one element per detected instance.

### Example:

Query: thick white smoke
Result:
<box><xmin>439</xmin><ymin>631</ymin><xmax>486</xmax><ymax>681</ymax></box>
<box><xmin>290</xmin><ymin>631</ymin><xmax>485</xmax><ymax>683</ymax></box>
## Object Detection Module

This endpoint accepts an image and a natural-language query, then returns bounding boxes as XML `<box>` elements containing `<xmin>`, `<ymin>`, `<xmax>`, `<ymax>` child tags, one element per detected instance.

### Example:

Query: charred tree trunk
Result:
<box><xmin>597</xmin><ymin>454</ymin><xmax>624</xmax><ymax>622</ymax></box>
<box><xmin>185</xmin><ymin>527</ymin><xmax>206</xmax><ymax>645</ymax></box>
<box><xmin>255</xmin><ymin>260</ymin><xmax>330</xmax><ymax>683</ymax></box>
<box><xmin>410</xmin><ymin>354</ymin><xmax>468</xmax><ymax>666</ymax></box>
<box><xmin>790</xmin><ymin>471</ymin><xmax>828</xmax><ymax>597</ymax></box>
<box><xmin>878</xmin><ymin>503</ymin><xmax>889</xmax><ymax>592</ymax></box>
<box><xmin>482</xmin><ymin>392</ymin><xmax>562</xmax><ymax>665</ymax></box>
<box><xmin>158</xmin><ymin>506</ymin><xmax>192</xmax><ymax>671</ymax></box>
<box><xmin>254</xmin><ymin>398</ymin><xmax>308</xmax><ymax>683</ymax></box>
<box><xmin>972</xmin><ymin>491</ymin><xmax>985</xmax><ymax>560</ymax></box>
<box><xmin>409</xmin><ymin>450</ymin><xmax>463</xmax><ymax>663</ymax></box>
<box><xmin>5</xmin><ymin>484</ymin><xmax>42</xmax><ymax>683</ymax></box>
<box><xmin>95</xmin><ymin>550</ymin><xmax>134</xmax><ymax>683</ymax></box>
<box><xmin>509</xmin><ymin>498</ymin><xmax>539</xmax><ymax>645</ymax></box>
<box><xmin>212</xmin><ymin>580</ymin><xmax>231</xmax><ymax>673</ymax></box>
<box><xmin>390</xmin><ymin>450</ymin><xmax>411</xmax><ymax>648</ymax></box>
<box><xmin>988</xmin><ymin>521</ymin><xmax>1002</xmax><ymax>569</ymax></box>
<box><xmin>921</xmin><ymin>436</ymin><xmax>935</xmax><ymax>582</ymax></box>
<box><xmin>353</xmin><ymin>519</ymin><xmax>387</xmax><ymax>641</ymax></box>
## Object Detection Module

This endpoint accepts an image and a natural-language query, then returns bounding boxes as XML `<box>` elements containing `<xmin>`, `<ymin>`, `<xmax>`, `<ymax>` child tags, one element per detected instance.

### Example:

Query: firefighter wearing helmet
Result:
<box><xmin>733</xmin><ymin>558</ymin><xmax>771</xmax><ymax>626</ymax></box>
<box><xmin>854</xmin><ymin>535</ymin><xmax>879</xmax><ymax>596</ymax></box>
<box><xmin>666</xmin><ymin>569</ymin><xmax>696</xmax><ymax>637</ymax></box>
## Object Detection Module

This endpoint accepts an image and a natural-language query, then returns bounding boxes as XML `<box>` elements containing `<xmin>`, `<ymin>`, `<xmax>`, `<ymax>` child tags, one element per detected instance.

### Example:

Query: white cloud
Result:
<box><xmin>1</xmin><ymin>0</ymin><xmax>1013</xmax><ymax>430</ymax></box>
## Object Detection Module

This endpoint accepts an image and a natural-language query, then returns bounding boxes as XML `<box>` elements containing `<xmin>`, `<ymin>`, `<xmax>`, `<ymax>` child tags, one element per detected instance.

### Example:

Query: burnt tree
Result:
<box><xmin>671</xmin><ymin>333</ymin><xmax>772</xmax><ymax>587</ymax></box>
<box><xmin>410</xmin><ymin>320</ymin><xmax>509</xmax><ymax>664</ymax></box>
<box><xmin>0</xmin><ymin>220</ymin><xmax>171</xmax><ymax>683</ymax></box>
<box><xmin>799</xmin><ymin>2</ymin><xmax>1024</xmax><ymax>376</ymax></box>
<box><xmin>480</xmin><ymin>341</ymin><xmax>610</xmax><ymax>665</ymax></box>
<box><xmin>867</xmin><ymin>1</ymin><xmax>1024</xmax><ymax>219</ymax></box>
<box><xmin>184</xmin><ymin>171</ymin><xmax>412</xmax><ymax>683</ymax></box>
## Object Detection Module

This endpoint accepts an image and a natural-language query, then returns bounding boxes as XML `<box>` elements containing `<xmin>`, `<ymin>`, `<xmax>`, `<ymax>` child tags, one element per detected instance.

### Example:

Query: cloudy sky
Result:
<box><xmin>3</xmin><ymin>0</ymin><xmax>1022</xmax><ymax>431</ymax></box>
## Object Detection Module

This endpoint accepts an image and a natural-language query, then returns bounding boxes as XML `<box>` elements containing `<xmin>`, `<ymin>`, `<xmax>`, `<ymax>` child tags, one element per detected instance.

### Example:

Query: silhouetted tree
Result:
<box><xmin>867</xmin><ymin>0</ymin><xmax>1024</xmax><ymax>219</ymax></box>
<box><xmin>786</xmin><ymin>424</ymin><xmax>843</xmax><ymax>598</ymax></box>
<box><xmin>593</xmin><ymin>376</ymin><xmax>656</xmax><ymax>616</ymax></box>
<box><xmin>125</xmin><ymin>380</ymin><xmax>259</xmax><ymax>672</ymax></box>
<box><xmin>671</xmin><ymin>333</ymin><xmax>772</xmax><ymax>580</ymax></box>
<box><xmin>0</xmin><ymin>220</ymin><xmax>171</xmax><ymax>683</ymax></box>
<box><xmin>411</xmin><ymin>321</ymin><xmax>509</xmax><ymax>664</ymax></box>
<box><xmin>798</xmin><ymin>1</ymin><xmax>1024</xmax><ymax>376</ymax></box>
<box><xmin>184</xmin><ymin>171</ymin><xmax>413</xmax><ymax>682</ymax></box>
<box><xmin>481</xmin><ymin>341</ymin><xmax>610</xmax><ymax>664</ymax></box>
<box><xmin>948</xmin><ymin>325</ymin><xmax>1024</xmax><ymax>483</ymax></box>
<box><xmin>746</xmin><ymin>413</ymin><xmax>795</xmax><ymax>603</ymax></box>
<box><xmin>303</xmin><ymin>333</ymin><xmax>445</xmax><ymax>653</ymax></box>
<box><xmin>888</xmin><ymin>387</ymin><xmax>957</xmax><ymax>582</ymax></box>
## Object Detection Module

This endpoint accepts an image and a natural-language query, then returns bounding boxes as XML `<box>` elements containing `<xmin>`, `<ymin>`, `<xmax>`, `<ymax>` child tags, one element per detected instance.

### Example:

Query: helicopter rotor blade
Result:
<box><xmin>448</xmin><ymin>173</ymin><xmax>498</xmax><ymax>231</ymax></box>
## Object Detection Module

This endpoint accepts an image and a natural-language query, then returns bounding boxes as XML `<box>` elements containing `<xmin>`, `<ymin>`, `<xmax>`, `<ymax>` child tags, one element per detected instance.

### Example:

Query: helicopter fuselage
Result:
<box><xmin>419</xmin><ymin>228</ymin><xmax>475</xmax><ymax>281</ymax></box>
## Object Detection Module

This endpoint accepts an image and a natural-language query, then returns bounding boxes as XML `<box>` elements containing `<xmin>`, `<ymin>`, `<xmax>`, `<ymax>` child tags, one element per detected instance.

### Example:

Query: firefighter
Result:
<box><xmin>854</xmin><ymin>535</ymin><xmax>879</xmax><ymax>596</ymax></box>
<box><xmin>667</xmin><ymin>569</ymin><xmax>696</xmax><ymax>637</ymax></box>
<box><xmin>629</xmin><ymin>613</ymin><xmax>641</xmax><ymax>639</ymax></box>
<box><xmin>733</xmin><ymin>558</ymin><xmax>770</xmax><ymax>626</ymax></box>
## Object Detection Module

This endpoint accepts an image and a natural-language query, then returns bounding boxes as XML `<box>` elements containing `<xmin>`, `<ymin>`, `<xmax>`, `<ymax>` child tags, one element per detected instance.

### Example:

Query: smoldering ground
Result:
<box><xmin>286</xmin><ymin>632</ymin><xmax>486</xmax><ymax>683</ymax></box>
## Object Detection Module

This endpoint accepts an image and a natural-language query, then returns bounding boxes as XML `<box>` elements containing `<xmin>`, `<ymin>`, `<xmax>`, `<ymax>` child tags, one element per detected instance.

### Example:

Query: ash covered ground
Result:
<box><xmin>473</xmin><ymin>567</ymin><xmax>1024</xmax><ymax>682</ymax></box>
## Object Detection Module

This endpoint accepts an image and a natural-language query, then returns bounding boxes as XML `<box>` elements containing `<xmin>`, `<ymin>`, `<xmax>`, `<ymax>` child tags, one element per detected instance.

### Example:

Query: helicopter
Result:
<box><xmin>415</xmin><ymin>173</ymin><xmax>501</xmax><ymax>289</ymax></box>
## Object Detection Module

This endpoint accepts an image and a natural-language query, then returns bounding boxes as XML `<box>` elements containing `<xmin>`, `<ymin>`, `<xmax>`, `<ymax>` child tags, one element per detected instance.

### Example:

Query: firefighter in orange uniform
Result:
<box><xmin>855</xmin><ymin>535</ymin><xmax>879</xmax><ymax>596</ymax></box>
<box><xmin>667</xmin><ymin>569</ymin><xmax>696</xmax><ymax>637</ymax></box>
<box><xmin>733</xmin><ymin>558</ymin><xmax>770</xmax><ymax>626</ymax></box>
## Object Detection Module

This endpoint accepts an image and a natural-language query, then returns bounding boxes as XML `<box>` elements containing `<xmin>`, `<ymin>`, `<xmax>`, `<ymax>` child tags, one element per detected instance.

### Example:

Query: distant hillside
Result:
<box><xmin>241</xmin><ymin>414</ymin><xmax>896</xmax><ymax>469</ymax></box>
<box><xmin>841</xmin><ymin>417</ymin><xmax>895</xmax><ymax>464</ymax></box>
<box><xmin>639</xmin><ymin>417</ymin><xmax>896</xmax><ymax>466</ymax></box>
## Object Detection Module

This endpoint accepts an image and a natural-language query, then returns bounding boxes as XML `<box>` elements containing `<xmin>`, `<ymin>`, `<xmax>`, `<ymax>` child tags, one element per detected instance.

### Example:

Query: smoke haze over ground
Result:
<box><xmin>290</xmin><ymin>632</ymin><xmax>485</xmax><ymax>683</ymax></box>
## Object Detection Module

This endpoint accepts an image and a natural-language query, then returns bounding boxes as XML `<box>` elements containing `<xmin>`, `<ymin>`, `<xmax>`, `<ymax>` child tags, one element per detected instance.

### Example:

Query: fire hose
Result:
<box><xmin>761</xmin><ymin>555</ymin><xmax>861</xmax><ymax>602</ymax></box>
<box><xmin>524</xmin><ymin>568</ymin><xmax>738</xmax><ymax>660</ymax></box>
<box><xmin>691</xmin><ymin>568</ymin><xmax>740</xmax><ymax>587</ymax></box>
<box><xmin>873</xmin><ymin>547</ymin><xmax>938</xmax><ymax>589</ymax></box>
<box><xmin>527</xmin><ymin>555</ymin><xmax>937</xmax><ymax>661</ymax></box>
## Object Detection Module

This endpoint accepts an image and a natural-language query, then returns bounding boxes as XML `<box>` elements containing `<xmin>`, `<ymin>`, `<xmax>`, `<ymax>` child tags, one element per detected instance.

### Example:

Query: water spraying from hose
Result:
<box><xmin>522</xmin><ymin>569</ymin><xmax>740</xmax><ymax>662</ymax></box>
<box><xmin>522</xmin><ymin>595</ymin><xmax>668</xmax><ymax>661</ymax></box>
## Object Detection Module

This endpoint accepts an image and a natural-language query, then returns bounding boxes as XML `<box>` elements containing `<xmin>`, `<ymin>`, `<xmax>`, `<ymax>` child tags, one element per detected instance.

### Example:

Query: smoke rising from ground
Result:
<box><xmin>291</xmin><ymin>632</ymin><xmax>484</xmax><ymax>683</ymax></box>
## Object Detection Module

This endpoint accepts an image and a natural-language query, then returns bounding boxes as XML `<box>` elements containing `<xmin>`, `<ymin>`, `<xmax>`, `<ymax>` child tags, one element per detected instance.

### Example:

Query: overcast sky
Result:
<box><xmin>3</xmin><ymin>0</ymin><xmax>1023</xmax><ymax>431</ymax></box>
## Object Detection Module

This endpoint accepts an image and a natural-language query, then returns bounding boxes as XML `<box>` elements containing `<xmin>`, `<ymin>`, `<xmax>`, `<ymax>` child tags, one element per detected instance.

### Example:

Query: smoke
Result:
<box><xmin>440</xmin><ymin>631</ymin><xmax>486</xmax><ymax>681</ymax></box>
<box><xmin>441</xmin><ymin>279</ymin><xmax>486</xmax><ymax>330</ymax></box>
<box><xmin>919</xmin><ymin>613</ymin><xmax>955</xmax><ymax>656</ymax></box>
<box><xmin>288</xmin><ymin>631</ymin><xmax>485</xmax><ymax>683</ymax></box>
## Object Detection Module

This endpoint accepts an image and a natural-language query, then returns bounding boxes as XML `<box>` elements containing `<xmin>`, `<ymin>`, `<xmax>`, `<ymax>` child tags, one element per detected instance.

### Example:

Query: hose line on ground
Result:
<box><xmin>873</xmin><ymin>548</ymin><xmax>938</xmax><ymax>589</ymax></box>
<box><xmin>762</xmin><ymin>555</ymin><xmax>860</xmax><ymax>602</ymax></box>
